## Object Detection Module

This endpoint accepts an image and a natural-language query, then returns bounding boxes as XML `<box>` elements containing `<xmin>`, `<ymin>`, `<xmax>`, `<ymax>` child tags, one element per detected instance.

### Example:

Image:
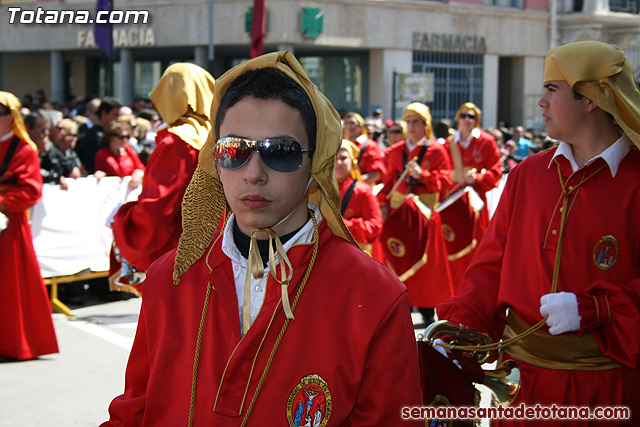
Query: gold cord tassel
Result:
<box><xmin>242</xmin><ymin>228</ymin><xmax>294</xmax><ymax>335</ymax></box>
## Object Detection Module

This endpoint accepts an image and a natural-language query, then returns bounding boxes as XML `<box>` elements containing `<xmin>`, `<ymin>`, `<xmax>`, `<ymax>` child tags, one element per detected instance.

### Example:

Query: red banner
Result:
<box><xmin>250</xmin><ymin>0</ymin><xmax>266</xmax><ymax>58</ymax></box>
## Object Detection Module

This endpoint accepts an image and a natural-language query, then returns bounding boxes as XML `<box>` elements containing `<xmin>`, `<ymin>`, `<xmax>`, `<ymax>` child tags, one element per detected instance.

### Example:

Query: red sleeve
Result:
<box><xmin>112</xmin><ymin>132</ymin><xmax>198</xmax><ymax>271</ymax></box>
<box><xmin>377</xmin><ymin>144</ymin><xmax>404</xmax><ymax>205</ymax></box>
<box><xmin>94</xmin><ymin>148</ymin><xmax>121</xmax><ymax>177</ymax></box>
<box><xmin>359</xmin><ymin>140</ymin><xmax>386</xmax><ymax>179</ymax></box>
<box><xmin>125</xmin><ymin>144</ymin><xmax>145</xmax><ymax>174</ymax></box>
<box><xmin>101</xmin><ymin>300</ymin><xmax>150</xmax><ymax>426</ymax></box>
<box><xmin>0</xmin><ymin>140</ymin><xmax>42</xmax><ymax>212</ymax></box>
<box><xmin>415</xmin><ymin>143</ymin><xmax>454</xmax><ymax>199</ymax></box>
<box><xmin>576</xmin><ymin>278</ymin><xmax>640</xmax><ymax>369</ymax></box>
<box><xmin>343</xmin><ymin>183</ymin><xmax>383</xmax><ymax>244</ymax></box>
<box><xmin>472</xmin><ymin>132</ymin><xmax>503</xmax><ymax>196</ymax></box>
<box><xmin>349</xmin><ymin>292</ymin><xmax>423</xmax><ymax>425</ymax></box>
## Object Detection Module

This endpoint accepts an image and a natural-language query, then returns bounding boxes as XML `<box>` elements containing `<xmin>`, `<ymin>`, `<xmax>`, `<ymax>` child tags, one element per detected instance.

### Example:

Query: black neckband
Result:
<box><xmin>233</xmin><ymin>217</ymin><xmax>306</xmax><ymax>268</ymax></box>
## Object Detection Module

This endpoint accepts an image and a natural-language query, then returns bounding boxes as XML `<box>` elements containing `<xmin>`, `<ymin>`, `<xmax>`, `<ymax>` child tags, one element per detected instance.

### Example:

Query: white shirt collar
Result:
<box><xmin>0</xmin><ymin>130</ymin><xmax>15</xmax><ymax>143</ymax></box>
<box><xmin>454</xmin><ymin>128</ymin><xmax>481</xmax><ymax>149</ymax></box>
<box><xmin>549</xmin><ymin>135</ymin><xmax>631</xmax><ymax>177</ymax></box>
<box><xmin>406</xmin><ymin>136</ymin><xmax>427</xmax><ymax>153</ymax></box>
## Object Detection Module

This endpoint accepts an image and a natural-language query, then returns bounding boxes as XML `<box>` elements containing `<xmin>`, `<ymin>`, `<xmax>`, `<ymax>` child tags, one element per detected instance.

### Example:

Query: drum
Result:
<box><xmin>380</xmin><ymin>196</ymin><xmax>430</xmax><ymax>279</ymax></box>
<box><xmin>438</xmin><ymin>187</ymin><xmax>484</xmax><ymax>260</ymax></box>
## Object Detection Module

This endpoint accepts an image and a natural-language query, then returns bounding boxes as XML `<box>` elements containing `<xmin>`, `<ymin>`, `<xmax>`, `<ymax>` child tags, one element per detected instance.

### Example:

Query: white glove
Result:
<box><xmin>106</xmin><ymin>203</ymin><xmax>123</xmax><ymax>228</ymax></box>
<box><xmin>432</xmin><ymin>338</ymin><xmax>450</xmax><ymax>358</ymax></box>
<box><xmin>540</xmin><ymin>292</ymin><xmax>581</xmax><ymax>335</ymax></box>
<box><xmin>432</xmin><ymin>338</ymin><xmax>462</xmax><ymax>369</ymax></box>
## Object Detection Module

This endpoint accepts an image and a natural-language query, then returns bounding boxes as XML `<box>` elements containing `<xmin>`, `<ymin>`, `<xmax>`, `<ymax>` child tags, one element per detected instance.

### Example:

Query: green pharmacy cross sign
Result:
<box><xmin>301</xmin><ymin>7</ymin><xmax>324</xmax><ymax>38</ymax></box>
<box><xmin>245</xmin><ymin>7</ymin><xmax>269</xmax><ymax>34</ymax></box>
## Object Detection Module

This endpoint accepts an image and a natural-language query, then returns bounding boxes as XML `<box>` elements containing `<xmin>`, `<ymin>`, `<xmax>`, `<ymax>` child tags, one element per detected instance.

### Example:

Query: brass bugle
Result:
<box><xmin>421</xmin><ymin>320</ymin><xmax>493</xmax><ymax>364</ymax></box>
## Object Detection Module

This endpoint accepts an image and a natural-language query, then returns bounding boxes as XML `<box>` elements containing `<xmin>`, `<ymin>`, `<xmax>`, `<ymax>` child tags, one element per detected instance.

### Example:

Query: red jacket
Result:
<box><xmin>338</xmin><ymin>177</ymin><xmax>382</xmax><ymax>244</ymax></box>
<box><xmin>95</xmin><ymin>143</ymin><xmax>145</xmax><ymax>178</ymax></box>
<box><xmin>377</xmin><ymin>139</ymin><xmax>452</xmax><ymax>206</ymax></box>
<box><xmin>353</xmin><ymin>138</ymin><xmax>386</xmax><ymax>183</ymax></box>
<box><xmin>103</xmin><ymin>219</ymin><xmax>423</xmax><ymax>426</ymax></box>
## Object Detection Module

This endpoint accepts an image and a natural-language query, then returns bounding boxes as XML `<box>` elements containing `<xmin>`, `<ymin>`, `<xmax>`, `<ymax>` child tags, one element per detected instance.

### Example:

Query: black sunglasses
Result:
<box><xmin>0</xmin><ymin>110</ymin><xmax>11</xmax><ymax>117</ymax></box>
<box><xmin>114</xmin><ymin>134</ymin><xmax>130</xmax><ymax>140</ymax></box>
<box><xmin>389</xmin><ymin>129</ymin><xmax>403</xmax><ymax>134</ymax></box>
<box><xmin>459</xmin><ymin>113</ymin><xmax>476</xmax><ymax>120</ymax></box>
<box><xmin>214</xmin><ymin>136</ymin><xmax>313</xmax><ymax>173</ymax></box>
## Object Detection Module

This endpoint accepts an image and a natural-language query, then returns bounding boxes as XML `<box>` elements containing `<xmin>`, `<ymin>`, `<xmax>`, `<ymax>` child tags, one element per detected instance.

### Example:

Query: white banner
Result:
<box><xmin>30</xmin><ymin>176</ymin><xmax>141</xmax><ymax>279</ymax></box>
<box><xmin>397</xmin><ymin>73</ymin><xmax>435</xmax><ymax>102</ymax></box>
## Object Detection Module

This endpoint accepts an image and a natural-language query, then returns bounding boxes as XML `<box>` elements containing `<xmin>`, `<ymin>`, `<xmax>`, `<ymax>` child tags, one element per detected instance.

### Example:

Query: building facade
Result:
<box><xmin>1</xmin><ymin>0</ymin><xmax>639</xmax><ymax>130</ymax></box>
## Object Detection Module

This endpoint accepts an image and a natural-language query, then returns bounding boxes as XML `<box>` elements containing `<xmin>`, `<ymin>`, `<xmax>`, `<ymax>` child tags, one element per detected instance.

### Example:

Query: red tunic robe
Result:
<box><xmin>95</xmin><ymin>143</ymin><xmax>146</xmax><ymax>178</ymax></box>
<box><xmin>102</xmin><ymin>220</ymin><xmax>422</xmax><ymax>426</ymax></box>
<box><xmin>112</xmin><ymin>129</ymin><xmax>198</xmax><ymax>271</ymax></box>
<box><xmin>376</xmin><ymin>139</ymin><xmax>454</xmax><ymax>308</ymax></box>
<box><xmin>442</xmin><ymin>130</ymin><xmax>502</xmax><ymax>292</ymax></box>
<box><xmin>338</xmin><ymin>177</ymin><xmax>382</xmax><ymax>245</ymax></box>
<box><xmin>438</xmin><ymin>148</ymin><xmax>640</xmax><ymax>425</ymax></box>
<box><xmin>353</xmin><ymin>138</ymin><xmax>386</xmax><ymax>183</ymax></box>
<box><xmin>0</xmin><ymin>135</ymin><xmax>58</xmax><ymax>360</ymax></box>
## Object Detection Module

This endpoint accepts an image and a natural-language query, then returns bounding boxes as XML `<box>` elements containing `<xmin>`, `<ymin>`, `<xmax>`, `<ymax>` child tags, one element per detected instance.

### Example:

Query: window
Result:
<box><xmin>412</xmin><ymin>51</ymin><xmax>484</xmax><ymax>121</ymax></box>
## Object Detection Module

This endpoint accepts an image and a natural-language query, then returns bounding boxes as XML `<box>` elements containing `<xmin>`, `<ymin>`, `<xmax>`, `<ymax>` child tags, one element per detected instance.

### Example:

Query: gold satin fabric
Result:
<box><xmin>503</xmin><ymin>311</ymin><xmax>621</xmax><ymax>371</ymax></box>
<box><xmin>149</xmin><ymin>63</ymin><xmax>215</xmax><ymax>151</ymax></box>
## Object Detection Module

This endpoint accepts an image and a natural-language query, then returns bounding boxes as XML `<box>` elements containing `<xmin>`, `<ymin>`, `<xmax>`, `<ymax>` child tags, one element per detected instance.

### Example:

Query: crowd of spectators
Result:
<box><xmin>18</xmin><ymin>90</ymin><xmax>163</xmax><ymax>303</ymax></box>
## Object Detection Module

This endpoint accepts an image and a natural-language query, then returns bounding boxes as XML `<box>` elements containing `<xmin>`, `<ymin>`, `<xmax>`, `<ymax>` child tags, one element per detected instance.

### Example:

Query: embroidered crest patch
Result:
<box><xmin>593</xmin><ymin>235</ymin><xmax>619</xmax><ymax>270</ymax></box>
<box><xmin>286</xmin><ymin>374</ymin><xmax>332</xmax><ymax>427</ymax></box>
<box><xmin>441</xmin><ymin>224</ymin><xmax>455</xmax><ymax>243</ymax></box>
<box><xmin>387</xmin><ymin>237</ymin><xmax>406</xmax><ymax>257</ymax></box>
<box><xmin>474</xmin><ymin>151</ymin><xmax>483</xmax><ymax>163</ymax></box>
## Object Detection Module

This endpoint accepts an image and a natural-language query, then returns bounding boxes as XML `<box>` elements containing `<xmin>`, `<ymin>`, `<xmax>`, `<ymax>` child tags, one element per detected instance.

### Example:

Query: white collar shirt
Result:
<box><xmin>221</xmin><ymin>204</ymin><xmax>322</xmax><ymax>333</ymax></box>
<box><xmin>549</xmin><ymin>135</ymin><xmax>631</xmax><ymax>177</ymax></box>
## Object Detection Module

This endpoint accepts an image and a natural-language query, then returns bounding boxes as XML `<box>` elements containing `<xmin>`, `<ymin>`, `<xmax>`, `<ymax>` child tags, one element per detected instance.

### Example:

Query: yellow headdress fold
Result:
<box><xmin>402</xmin><ymin>102</ymin><xmax>435</xmax><ymax>140</ymax></box>
<box><xmin>340</xmin><ymin>139</ymin><xmax>362</xmax><ymax>181</ymax></box>
<box><xmin>149</xmin><ymin>63</ymin><xmax>215</xmax><ymax>151</ymax></box>
<box><xmin>173</xmin><ymin>51</ymin><xmax>356</xmax><ymax>284</ymax></box>
<box><xmin>0</xmin><ymin>91</ymin><xmax>36</xmax><ymax>151</ymax></box>
<box><xmin>544</xmin><ymin>41</ymin><xmax>640</xmax><ymax>150</ymax></box>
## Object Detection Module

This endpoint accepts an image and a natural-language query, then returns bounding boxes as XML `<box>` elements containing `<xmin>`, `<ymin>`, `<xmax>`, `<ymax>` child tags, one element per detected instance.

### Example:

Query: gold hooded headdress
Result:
<box><xmin>402</xmin><ymin>102</ymin><xmax>435</xmax><ymax>140</ymax></box>
<box><xmin>149</xmin><ymin>63</ymin><xmax>215</xmax><ymax>151</ymax></box>
<box><xmin>0</xmin><ymin>91</ymin><xmax>36</xmax><ymax>151</ymax></box>
<box><xmin>173</xmin><ymin>51</ymin><xmax>356</xmax><ymax>285</ymax></box>
<box><xmin>544</xmin><ymin>40</ymin><xmax>640</xmax><ymax>150</ymax></box>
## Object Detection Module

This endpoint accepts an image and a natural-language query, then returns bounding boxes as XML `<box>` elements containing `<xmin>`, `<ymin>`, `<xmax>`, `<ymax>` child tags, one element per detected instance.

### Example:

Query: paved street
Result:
<box><xmin>0</xmin><ymin>297</ymin><xmax>141</xmax><ymax>427</ymax></box>
<box><xmin>0</xmin><ymin>297</ymin><xmax>430</xmax><ymax>427</ymax></box>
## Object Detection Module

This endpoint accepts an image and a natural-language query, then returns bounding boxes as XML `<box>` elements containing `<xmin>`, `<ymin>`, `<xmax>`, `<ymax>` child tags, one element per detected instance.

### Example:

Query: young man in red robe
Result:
<box><xmin>376</xmin><ymin>102</ymin><xmax>454</xmax><ymax>324</ymax></box>
<box><xmin>0</xmin><ymin>91</ymin><xmax>58</xmax><ymax>360</ymax></box>
<box><xmin>109</xmin><ymin>63</ymin><xmax>215</xmax><ymax>293</ymax></box>
<box><xmin>102</xmin><ymin>52</ymin><xmax>422</xmax><ymax>426</ymax></box>
<box><xmin>441</xmin><ymin>102</ymin><xmax>503</xmax><ymax>293</ymax></box>
<box><xmin>437</xmin><ymin>41</ymin><xmax>640</xmax><ymax>425</ymax></box>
